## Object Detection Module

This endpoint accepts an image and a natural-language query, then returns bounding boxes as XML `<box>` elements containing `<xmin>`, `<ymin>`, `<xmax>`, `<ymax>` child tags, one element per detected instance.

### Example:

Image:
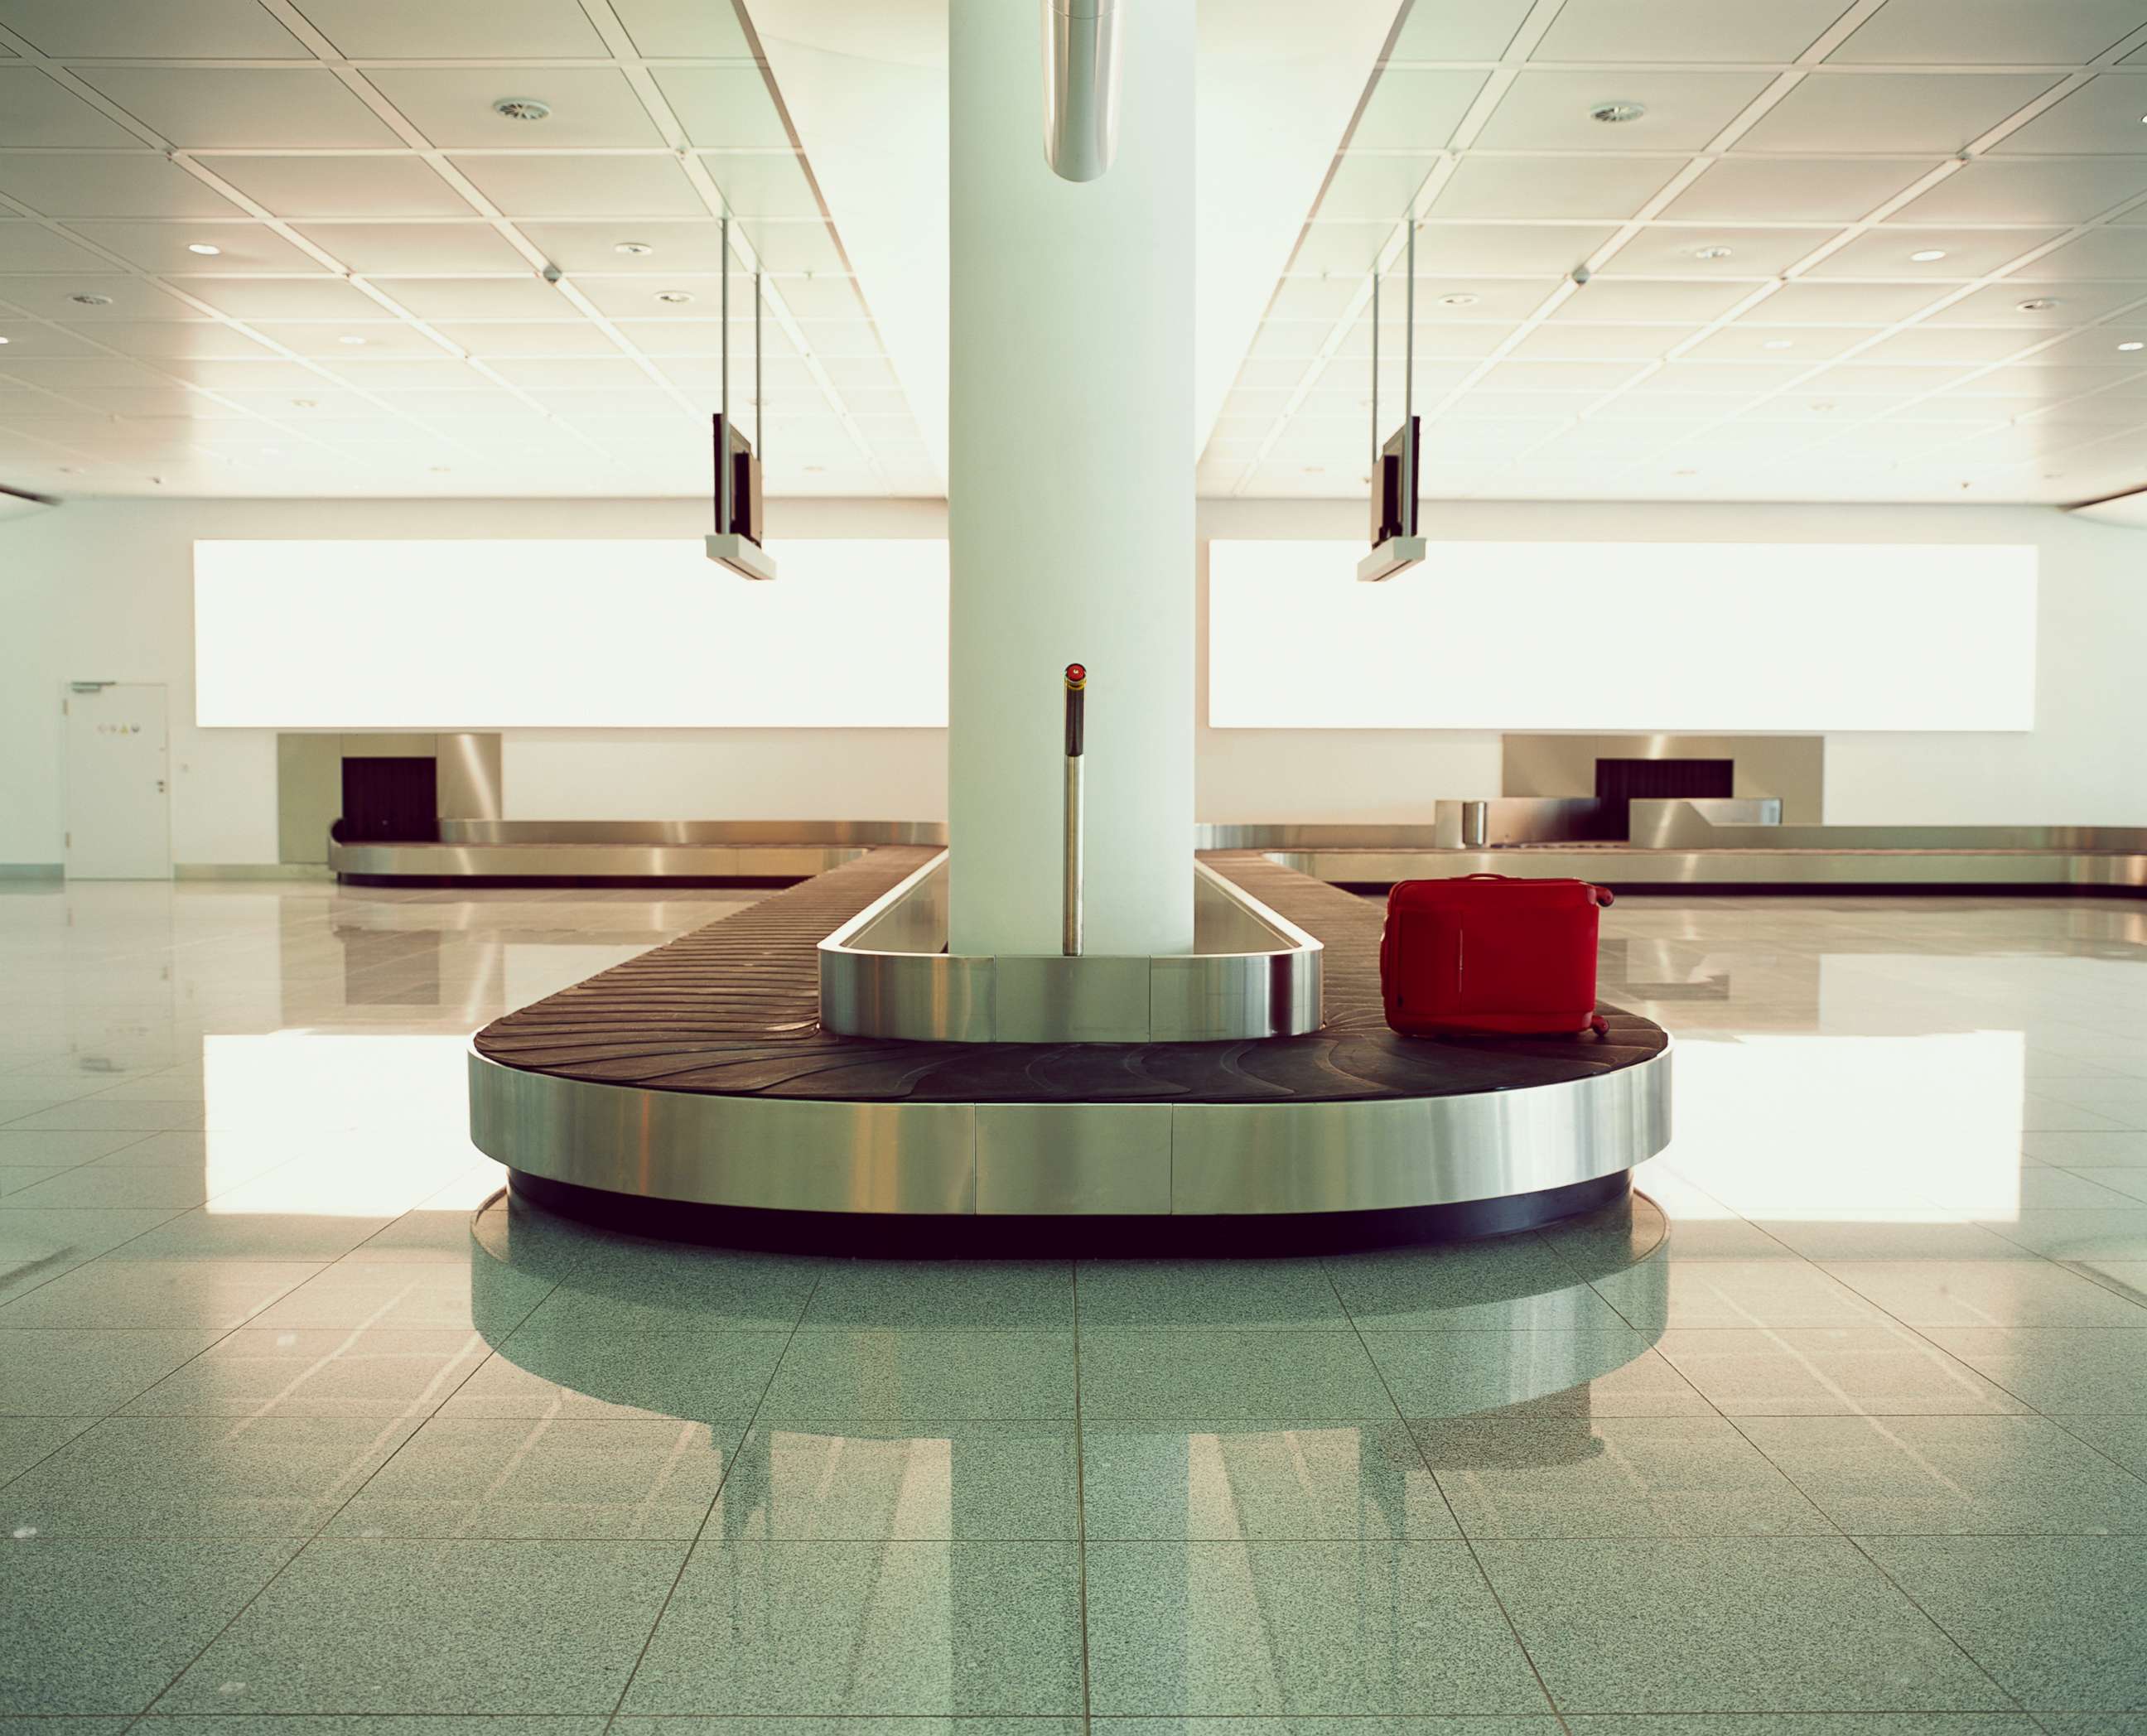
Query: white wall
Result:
<box><xmin>4</xmin><ymin>492</ymin><xmax>2144</xmax><ymax>866</ymax></box>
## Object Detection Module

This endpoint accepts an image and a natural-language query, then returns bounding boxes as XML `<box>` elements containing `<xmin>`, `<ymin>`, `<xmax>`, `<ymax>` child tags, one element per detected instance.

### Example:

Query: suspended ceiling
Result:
<box><xmin>0</xmin><ymin>0</ymin><xmax>2145</xmax><ymax>506</ymax></box>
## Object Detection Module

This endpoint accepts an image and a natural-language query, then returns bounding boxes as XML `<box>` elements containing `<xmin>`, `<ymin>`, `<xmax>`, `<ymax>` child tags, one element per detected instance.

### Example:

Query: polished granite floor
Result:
<box><xmin>4</xmin><ymin>880</ymin><xmax>2147</xmax><ymax>1729</ymax></box>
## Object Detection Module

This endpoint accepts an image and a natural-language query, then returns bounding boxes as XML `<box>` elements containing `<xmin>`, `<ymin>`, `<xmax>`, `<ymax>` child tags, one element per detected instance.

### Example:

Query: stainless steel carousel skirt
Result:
<box><xmin>470</xmin><ymin>1041</ymin><xmax>1672</xmax><ymax>1253</ymax></box>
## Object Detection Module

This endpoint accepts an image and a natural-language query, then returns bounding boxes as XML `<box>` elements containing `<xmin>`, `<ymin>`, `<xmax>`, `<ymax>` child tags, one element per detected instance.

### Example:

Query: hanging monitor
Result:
<box><xmin>1359</xmin><ymin>415</ymin><xmax>1425</xmax><ymax>584</ymax></box>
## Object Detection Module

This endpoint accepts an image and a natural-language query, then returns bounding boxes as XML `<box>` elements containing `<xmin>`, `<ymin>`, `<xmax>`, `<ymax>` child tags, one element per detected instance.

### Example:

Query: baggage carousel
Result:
<box><xmin>469</xmin><ymin>847</ymin><xmax>1672</xmax><ymax>1252</ymax></box>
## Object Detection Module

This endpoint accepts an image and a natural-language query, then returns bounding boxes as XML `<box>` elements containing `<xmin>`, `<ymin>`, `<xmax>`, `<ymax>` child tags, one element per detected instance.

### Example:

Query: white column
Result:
<box><xmin>946</xmin><ymin>0</ymin><xmax>1195</xmax><ymax>958</ymax></box>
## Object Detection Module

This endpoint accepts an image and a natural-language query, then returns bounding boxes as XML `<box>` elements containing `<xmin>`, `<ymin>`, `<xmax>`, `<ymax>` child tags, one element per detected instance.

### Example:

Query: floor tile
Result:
<box><xmin>1083</xmin><ymin>1417</ymin><xmax>1456</xmax><ymax>1540</ymax></box>
<box><xmin>1754</xmin><ymin>1219</ymin><xmax>2043</xmax><ymax>1262</ymax></box>
<box><xmin>0</xmin><ymin>1167</ymin><xmax>73</xmax><ymax>1197</ymax></box>
<box><xmin>1474</xmin><ymin>1536</ymin><xmax>2010</xmax><ymax>1712</ymax></box>
<box><xmin>0</xmin><ymin>1207</ymin><xmax>186</xmax><ymax>1301</ymax></box>
<box><xmin>1084</xmin><ymin>1539</ymin><xmax>1550</xmax><ymax>1714</ymax></box>
<box><xmin>1559</xmin><ymin>1720</ymin><xmax>2034</xmax><ymax>1734</ymax></box>
<box><xmin>1920</xmin><ymin>1328</ymin><xmax>2147</xmax><ymax>1413</ymax></box>
<box><xmin>0</xmin><ymin>1327</ymin><xmax>224</xmax><ymax>1415</ymax></box>
<box><xmin>509</xmin><ymin>1247</ymin><xmax>814</xmax><ymax>1334</ymax></box>
<box><xmin>1368</xmin><ymin>1329</ymin><xmax>1715</xmax><ymax>1420</ymax></box>
<box><xmin>161</xmin><ymin>1537</ymin><xmax>685</xmax><ymax>1714</ymax></box>
<box><xmin>1416</xmin><ymin>1415</ymin><xmax>1833</xmax><ymax>1538</ymax></box>
<box><xmin>622</xmin><ymin>1541</ymin><xmax>1085</xmax><ymax>1714</ymax></box>
<box><xmin>2</xmin><ymin>1415</ymin><xmax>419</xmax><ymax>1538</ymax></box>
<box><xmin>800</xmin><ymin>1260</ymin><xmax>1073</xmax><ymax>1330</ymax></box>
<box><xmin>1080</xmin><ymin>1329</ymin><xmax>1393</xmax><ymax>1420</ymax></box>
<box><xmin>3</xmin><ymin>1101</ymin><xmax>211</xmax><ymax>1132</ymax></box>
<box><xmin>0</xmin><ymin>1165</ymin><xmax>220</xmax><ymax>1208</ymax></box>
<box><xmin>2055</xmin><ymin>1414</ymin><xmax>2147</xmax><ymax>1478</ymax></box>
<box><xmin>1863</xmin><ymin>1536</ymin><xmax>2147</xmax><ymax>1711</ymax></box>
<box><xmin>761</xmin><ymin>1331</ymin><xmax>1075</xmax><ymax>1420</ymax></box>
<box><xmin>327</xmin><ymin>1415</ymin><xmax>740</xmax><ymax>1540</ymax></box>
<box><xmin>1076</xmin><ymin>1258</ymin><xmax>1353</xmax><ymax>1331</ymax></box>
<box><xmin>1819</xmin><ymin>1261</ymin><xmax>2147</xmax><ymax>1329</ymax></box>
<box><xmin>119</xmin><ymin>1327</ymin><xmax>490</xmax><ymax>1419</ymax></box>
<box><xmin>718</xmin><ymin>1419</ymin><xmax>1078</xmax><ymax>1540</ymax></box>
<box><xmin>1327</xmin><ymin>1237</ymin><xmax>1618</xmax><ymax>1329</ymax></box>
<box><xmin>0</xmin><ymin>1415</ymin><xmax>97</xmax><ymax>1485</ymax></box>
<box><xmin>248</xmin><ymin>1256</ymin><xmax>555</xmax><ymax>1333</ymax></box>
<box><xmin>0</xmin><ymin>1129</ymin><xmax>153</xmax><ymax>1165</ymax></box>
<box><xmin>443</xmin><ymin>1327</ymin><xmax>788</xmax><ymax>1423</ymax></box>
<box><xmin>1983</xmin><ymin>1211</ymin><xmax>2147</xmax><ymax>1262</ymax></box>
<box><xmin>0</xmin><ymin>1259</ymin><xmax>320</xmax><ymax>1328</ymax></box>
<box><xmin>1652</xmin><ymin>1328</ymin><xmax>2031</xmax><ymax>1416</ymax></box>
<box><xmin>1593</xmin><ymin>1256</ymin><xmax>1893</xmax><ymax>1330</ymax></box>
<box><xmin>0</xmin><ymin>1538</ymin><xmax>299</xmax><ymax>1714</ymax></box>
<box><xmin>1739</xmin><ymin>1414</ymin><xmax>2147</xmax><ymax>1536</ymax></box>
<box><xmin>106</xmin><ymin>1208</ymin><xmax>398</xmax><ymax>1263</ymax></box>
<box><xmin>132</xmin><ymin>1719</ymin><xmax>610</xmax><ymax>1733</ymax></box>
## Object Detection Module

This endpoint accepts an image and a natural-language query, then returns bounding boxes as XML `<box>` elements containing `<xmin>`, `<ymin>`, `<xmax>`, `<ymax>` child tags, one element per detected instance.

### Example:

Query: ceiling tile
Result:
<box><xmin>0</xmin><ymin>222</ymin><xmax>117</xmax><ymax>270</ymax></box>
<box><xmin>1802</xmin><ymin>226</ymin><xmax>2064</xmax><ymax>278</ymax></box>
<box><xmin>1925</xmin><ymin>280</ymin><xmax>2147</xmax><ymax>324</ymax></box>
<box><xmin>1319</xmin><ymin>154</ymin><xmax>1440</xmax><ymax>222</ymax></box>
<box><xmin>369</xmin><ymin>277</ymin><xmax>561</xmax><ymax>320</ymax></box>
<box><xmin>1829</xmin><ymin>0</ymin><xmax>2147</xmax><ymax>65</ymax></box>
<box><xmin>701</xmin><ymin>152</ymin><xmax>821</xmax><ymax>219</ymax></box>
<box><xmin>1481</xmin><ymin>358</ymin><xmax>1652</xmax><ymax>392</ymax></box>
<box><xmin>1990</xmin><ymin>72</ymin><xmax>2147</xmax><ymax>154</ymax></box>
<box><xmin>1733</xmin><ymin>72</ymin><xmax>2066</xmax><ymax>154</ymax></box>
<box><xmin>1855</xmin><ymin>324</ymin><xmax>2046</xmax><ymax>363</ymax></box>
<box><xmin>1548</xmin><ymin>277</ymin><xmax>1760</xmax><ymax>321</ymax></box>
<box><xmin>1292</xmin><ymin>223</ymin><xmax>1390</xmax><ymax>276</ymax></box>
<box><xmin>240</xmin><ymin>321</ymin><xmax>456</xmax><ymax>359</ymax></box>
<box><xmin>1416</xmin><ymin>222</ymin><xmax>1619</xmax><ymax>274</ymax></box>
<box><xmin>1954</xmin><ymin>361</ymin><xmax>2147</xmax><ymax>395</ymax></box>
<box><xmin>0</xmin><ymin>0</ymin><xmax>311</xmax><ymax>56</ymax></box>
<box><xmin>0</xmin><ymin>321</ymin><xmax>103</xmax><ymax>356</ymax></box>
<box><xmin>0</xmin><ymin>65</ymin><xmax>147</xmax><ymax>147</ymax></box>
<box><xmin>1753</xmin><ymin>279</ymin><xmax>1954</xmax><ymax>321</ymax></box>
<box><xmin>1508</xmin><ymin>323</ymin><xmax>1685</xmax><ymax>359</ymax></box>
<box><xmin>653</xmin><ymin>67</ymin><xmax>793</xmax><ymax>150</ymax></box>
<box><xmin>520</xmin><ymin>219</ymin><xmax>727</xmax><ymax>273</ymax></box>
<box><xmin>434</xmin><ymin>321</ymin><xmax>625</xmax><ymax>357</ymax></box>
<box><xmin>1431</xmin><ymin>154</ymin><xmax>1681</xmax><ymax>219</ymax></box>
<box><xmin>205</xmin><ymin>156</ymin><xmax>474</xmax><ymax>219</ymax></box>
<box><xmin>610</xmin><ymin>0</ymin><xmax>755</xmax><ymax>59</ymax></box>
<box><xmin>1805</xmin><ymin>361</ymin><xmax>1978</xmax><ymax>393</ymax></box>
<box><xmin>1662</xmin><ymin>157</ymin><xmax>1933</xmax><ymax>224</ymax></box>
<box><xmin>0</xmin><ymin>274</ymin><xmax>207</xmax><ymax>320</ymax></box>
<box><xmin>1407</xmin><ymin>277</ymin><xmax>1564</xmax><ymax>320</ymax></box>
<box><xmin>1349</xmin><ymin>70</ymin><xmax>1489</xmax><ymax>150</ymax></box>
<box><xmin>1535</xmin><ymin>0</ymin><xmax>1845</xmax><ymax>62</ymax></box>
<box><xmin>2034</xmin><ymin>326</ymin><xmax>2147</xmax><ymax>363</ymax></box>
<box><xmin>60</xmin><ymin>220</ymin><xmax>323</xmax><ymax>272</ymax></box>
<box><xmin>2029</xmin><ymin>228</ymin><xmax>2147</xmax><ymax>277</ymax></box>
<box><xmin>1604</xmin><ymin>225</ymin><xmax>1839</xmax><ymax>277</ymax></box>
<box><xmin>450</xmin><ymin>154</ymin><xmax>702</xmax><ymax>219</ymax></box>
<box><xmin>1889</xmin><ymin>157</ymin><xmax>2147</xmax><ymax>224</ymax></box>
<box><xmin>180</xmin><ymin>278</ymin><xmax>385</xmax><ymax>321</ymax></box>
<box><xmin>738</xmin><ymin>219</ymin><xmax>842</xmax><ymax>272</ymax></box>
<box><xmin>290</xmin><ymin>0</ymin><xmax>606</xmax><ymax>57</ymax></box>
<box><xmin>292</xmin><ymin>222</ymin><xmax>531</xmax><ymax>273</ymax></box>
<box><xmin>623</xmin><ymin>318</ymin><xmax>798</xmax><ymax>358</ymax></box>
<box><xmin>1387</xmin><ymin>0</ymin><xmax>1533</xmax><ymax>60</ymax></box>
<box><xmin>69</xmin><ymin>67</ymin><xmax>402</xmax><ymax>149</ymax></box>
<box><xmin>315</xmin><ymin>356</ymin><xmax>494</xmax><ymax>390</ymax></box>
<box><xmin>1475</xmin><ymin>70</ymin><xmax>1778</xmax><ymax>152</ymax></box>
<box><xmin>574</xmin><ymin>273</ymin><xmax>733</xmax><ymax>317</ymax></box>
<box><xmin>1267</xmin><ymin>275</ymin><xmax>1370</xmax><ymax>320</ymax></box>
<box><xmin>1676</xmin><ymin>324</ymin><xmax>1879</xmax><ymax>362</ymax></box>
<box><xmin>63</xmin><ymin>321</ymin><xmax>278</xmax><ymax>359</ymax></box>
<box><xmin>480</xmin><ymin>354</ymin><xmax>656</xmax><ymax>389</ymax></box>
<box><xmin>367</xmin><ymin>68</ymin><xmax>663</xmax><ymax>150</ymax></box>
<box><xmin>0</xmin><ymin>151</ymin><xmax>244</xmax><ymax>216</ymax></box>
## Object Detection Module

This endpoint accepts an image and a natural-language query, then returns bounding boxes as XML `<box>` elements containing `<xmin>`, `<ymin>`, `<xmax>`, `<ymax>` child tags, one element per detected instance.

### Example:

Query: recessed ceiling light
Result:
<box><xmin>291</xmin><ymin>398</ymin><xmax>317</xmax><ymax>408</ymax></box>
<box><xmin>654</xmin><ymin>290</ymin><xmax>695</xmax><ymax>304</ymax></box>
<box><xmin>68</xmin><ymin>292</ymin><xmax>113</xmax><ymax>306</ymax></box>
<box><xmin>2016</xmin><ymin>297</ymin><xmax>2061</xmax><ymax>311</ymax></box>
<box><xmin>803</xmin><ymin>465</ymin><xmax>826</xmax><ymax>475</ymax></box>
<box><xmin>338</xmin><ymin>334</ymin><xmax>367</xmax><ymax>345</ymax></box>
<box><xmin>1437</xmin><ymin>292</ymin><xmax>1479</xmax><ymax>307</ymax></box>
<box><xmin>428</xmin><ymin>465</ymin><xmax>452</xmax><ymax>474</ymax></box>
<box><xmin>0</xmin><ymin>335</ymin><xmax>9</xmax><ymax>345</ymax></box>
<box><xmin>492</xmin><ymin>98</ymin><xmax>552</xmax><ymax>122</ymax></box>
<box><xmin>1908</xmin><ymin>248</ymin><xmax>1948</xmax><ymax>263</ymax></box>
<box><xmin>615</xmin><ymin>241</ymin><xmax>654</xmax><ymax>256</ymax></box>
<box><xmin>1672</xmin><ymin>468</ymin><xmax>1698</xmax><ymax>476</ymax></box>
<box><xmin>1761</xmin><ymin>338</ymin><xmax>1793</xmax><ymax>350</ymax></box>
<box><xmin>1590</xmin><ymin>101</ymin><xmax>1647</xmax><ymax>124</ymax></box>
<box><xmin>2120</xmin><ymin>340</ymin><xmax>2145</xmax><ymax>352</ymax></box>
<box><xmin>1810</xmin><ymin>401</ymin><xmax>1836</xmax><ymax>412</ymax></box>
<box><xmin>1694</xmin><ymin>246</ymin><xmax>1734</xmax><ymax>261</ymax></box>
<box><xmin>186</xmin><ymin>242</ymin><xmax>221</xmax><ymax>257</ymax></box>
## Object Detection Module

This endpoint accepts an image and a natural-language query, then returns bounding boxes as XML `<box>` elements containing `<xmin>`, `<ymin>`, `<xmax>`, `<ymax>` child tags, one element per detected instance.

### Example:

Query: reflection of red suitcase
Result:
<box><xmin>1379</xmin><ymin>873</ymin><xmax>1614</xmax><ymax>1037</ymax></box>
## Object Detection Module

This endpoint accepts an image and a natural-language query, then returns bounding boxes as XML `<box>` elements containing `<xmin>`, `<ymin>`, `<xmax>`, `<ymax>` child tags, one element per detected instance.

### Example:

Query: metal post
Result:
<box><xmin>753</xmin><ymin>268</ymin><xmax>763</xmax><ymax>479</ymax></box>
<box><xmin>718</xmin><ymin>214</ymin><xmax>732</xmax><ymax>538</ymax></box>
<box><xmin>1402</xmin><ymin>216</ymin><xmax>1415</xmax><ymax>535</ymax></box>
<box><xmin>1369</xmin><ymin>268</ymin><xmax>1379</xmax><ymax>487</ymax></box>
<box><xmin>1062</xmin><ymin>662</ymin><xmax>1086</xmax><ymax>957</ymax></box>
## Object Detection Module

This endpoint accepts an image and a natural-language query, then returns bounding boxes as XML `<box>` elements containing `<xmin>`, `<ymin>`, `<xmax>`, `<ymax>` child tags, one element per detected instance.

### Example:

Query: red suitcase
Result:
<box><xmin>1379</xmin><ymin>873</ymin><xmax>1614</xmax><ymax>1038</ymax></box>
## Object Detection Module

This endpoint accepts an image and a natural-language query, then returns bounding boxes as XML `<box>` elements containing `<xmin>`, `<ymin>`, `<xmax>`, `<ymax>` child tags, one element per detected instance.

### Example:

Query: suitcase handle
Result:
<box><xmin>1448</xmin><ymin>871</ymin><xmax>1615</xmax><ymax>908</ymax></box>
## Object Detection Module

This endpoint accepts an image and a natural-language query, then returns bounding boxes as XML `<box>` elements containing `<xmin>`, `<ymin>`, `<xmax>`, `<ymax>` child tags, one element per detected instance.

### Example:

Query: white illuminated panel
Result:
<box><xmin>1209</xmin><ymin>540</ymin><xmax>2036</xmax><ymax>731</ymax></box>
<box><xmin>195</xmin><ymin>538</ymin><xmax>948</xmax><ymax>728</ymax></box>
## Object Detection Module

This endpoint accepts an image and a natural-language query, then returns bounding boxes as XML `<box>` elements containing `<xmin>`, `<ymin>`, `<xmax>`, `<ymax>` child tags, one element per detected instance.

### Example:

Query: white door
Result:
<box><xmin>65</xmin><ymin>682</ymin><xmax>171</xmax><ymax>880</ymax></box>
